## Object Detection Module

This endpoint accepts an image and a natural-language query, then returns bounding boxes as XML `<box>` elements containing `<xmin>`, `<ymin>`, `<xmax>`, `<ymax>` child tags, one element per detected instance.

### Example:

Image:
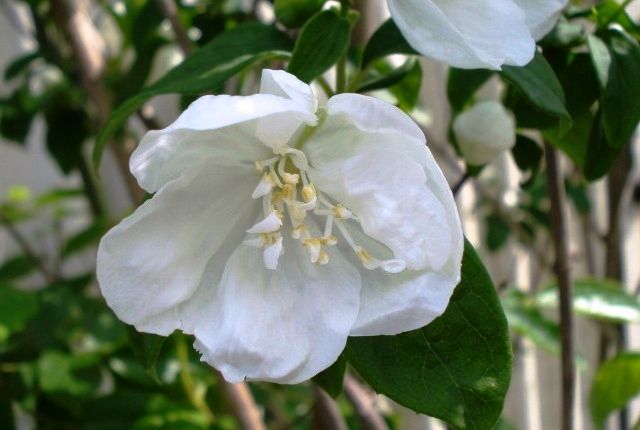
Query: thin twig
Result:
<box><xmin>50</xmin><ymin>0</ymin><xmax>144</xmax><ymax>204</ymax></box>
<box><xmin>311</xmin><ymin>387</ymin><xmax>348</xmax><ymax>430</ymax></box>
<box><xmin>452</xmin><ymin>171</ymin><xmax>470</xmax><ymax>197</ymax></box>
<box><xmin>216</xmin><ymin>371</ymin><xmax>267</xmax><ymax>430</ymax></box>
<box><xmin>155</xmin><ymin>0</ymin><xmax>193</xmax><ymax>55</ymax></box>
<box><xmin>0</xmin><ymin>216</ymin><xmax>57</xmax><ymax>284</ymax></box>
<box><xmin>343</xmin><ymin>373</ymin><xmax>388</xmax><ymax>430</ymax></box>
<box><xmin>544</xmin><ymin>142</ymin><xmax>574</xmax><ymax>430</ymax></box>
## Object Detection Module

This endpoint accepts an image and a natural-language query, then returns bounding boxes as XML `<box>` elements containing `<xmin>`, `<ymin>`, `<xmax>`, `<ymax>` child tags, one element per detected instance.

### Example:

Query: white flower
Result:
<box><xmin>453</xmin><ymin>101</ymin><xmax>517</xmax><ymax>166</ymax></box>
<box><xmin>387</xmin><ymin>0</ymin><xmax>568</xmax><ymax>69</ymax></box>
<box><xmin>97</xmin><ymin>70</ymin><xmax>463</xmax><ymax>384</ymax></box>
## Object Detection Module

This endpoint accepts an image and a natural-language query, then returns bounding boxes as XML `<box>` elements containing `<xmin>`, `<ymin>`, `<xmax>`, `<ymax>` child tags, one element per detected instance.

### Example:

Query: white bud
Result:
<box><xmin>453</xmin><ymin>100</ymin><xmax>516</xmax><ymax>166</ymax></box>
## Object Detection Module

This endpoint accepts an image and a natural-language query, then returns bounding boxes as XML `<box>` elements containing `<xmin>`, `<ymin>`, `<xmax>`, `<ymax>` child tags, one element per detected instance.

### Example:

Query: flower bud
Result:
<box><xmin>453</xmin><ymin>101</ymin><xmax>516</xmax><ymax>166</ymax></box>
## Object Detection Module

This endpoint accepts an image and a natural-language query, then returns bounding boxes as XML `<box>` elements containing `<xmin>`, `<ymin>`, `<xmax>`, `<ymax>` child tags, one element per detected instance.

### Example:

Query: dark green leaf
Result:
<box><xmin>127</xmin><ymin>326</ymin><xmax>166</xmax><ymax>382</ymax></box>
<box><xmin>486</xmin><ymin>214</ymin><xmax>510</xmax><ymax>251</ymax></box>
<box><xmin>0</xmin><ymin>285</ymin><xmax>38</xmax><ymax>342</ymax></box>
<box><xmin>4</xmin><ymin>51</ymin><xmax>40</xmax><ymax>81</ymax></box>
<box><xmin>94</xmin><ymin>23</ymin><xmax>293</xmax><ymax>168</ymax></box>
<box><xmin>357</xmin><ymin>58</ymin><xmax>418</xmax><ymax>93</ymax></box>
<box><xmin>389</xmin><ymin>59</ymin><xmax>423</xmax><ymax>111</ymax></box>
<box><xmin>45</xmin><ymin>106</ymin><xmax>90</xmax><ymax>174</ymax></box>
<box><xmin>536</xmin><ymin>279</ymin><xmax>640</xmax><ymax>323</ymax></box>
<box><xmin>583</xmin><ymin>108</ymin><xmax>622</xmax><ymax>181</ymax></box>
<box><xmin>61</xmin><ymin>219</ymin><xmax>110</xmax><ymax>259</ymax></box>
<box><xmin>0</xmin><ymin>256</ymin><xmax>35</xmax><ymax>283</ymax></box>
<box><xmin>511</xmin><ymin>135</ymin><xmax>543</xmax><ymax>188</ymax></box>
<box><xmin>501</xmin><ymin>52</ymin><xmax>571</xmax><ymax>124</ymax></box>
<box><xmin>590</xmin><ymin>353</ymin><xmax>640</xmax><ymax>428</ymax></box>
<box><xmin>346</xmin><ymin>240</ymin><xmax>512</xmax><ymax>430</ymax></box>
<box><xmin>274</xmin><ymin>0</ymin><xmax>326</xmax><ymax>28</ymax></box>
<box><xmin>288</xmin><ymin>9</ymin><xmax>351</xmax><ymax>83</ymax></box>
<box><xmin>362</xmin><ymin>19</ymin><xmax>417</xmax><ymax>67</ymax></box>
<box><xmin>592</xmin><ymin>30</ymin><xmax>640</xmax><ymax>150</ymax></box>
<box><xmin>313</xmin><ymin>354</ymin><xmax>346</xmax><ymax>398</ymax></box>
<box><xmin>447</xmin><ymin>69</ymin><xmax>494</xmax><ymax>112</ymax></box>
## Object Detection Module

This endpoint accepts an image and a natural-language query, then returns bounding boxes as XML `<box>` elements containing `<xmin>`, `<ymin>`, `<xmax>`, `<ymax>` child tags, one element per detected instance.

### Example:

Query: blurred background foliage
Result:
<box><xmin>0</xmin><ymin>0</ymin><xmax>639</xmax><ymax>429</ymax></box>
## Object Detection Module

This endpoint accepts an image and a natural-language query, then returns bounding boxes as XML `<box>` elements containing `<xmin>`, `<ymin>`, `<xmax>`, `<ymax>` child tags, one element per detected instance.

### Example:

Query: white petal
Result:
<box><xmin>346</xmin><ymin>229</ymin><xmax>458</xmax><ymax>336</ymax></box>
<box><xmin>260</xmin><ymin>69</ymin><xmax>318</xmax><ymax>114</ymax></box>
<box><xmin>246</xmin><ymin>212</ymin><xmax>282</xmax><ymax>234</ymax></box>
<box><xmin>97</xmin><ymin>163</ymin><xmax>259</xmax><ymax>335</ymax></box>
<box><xmin>305</xmin><ymin>94</ymin><xmax>462</xmax><ymax>272</ymax></box>
<box><xmin>192</xmin><ymin>234</ymin><xmax>361</xmax><ymax>384</ymax></box>
<box><xmin>387</xmin><ymin>0</ymin><xmax>535</xmax><ymax>69</ymax></box>
<box><xmin>131</xmin><ymin>94</ymin><xmax>315</xmax><ymax>193</ymax></box>
<box><xmin>453</xmin><ymin>101</ymin><xmax>516</xmax><ymax>166</ymax></box>
<box><xmin>514</xmin><ymin>0</ymin><xmax>568</xmax><ymax>40</ymax></box>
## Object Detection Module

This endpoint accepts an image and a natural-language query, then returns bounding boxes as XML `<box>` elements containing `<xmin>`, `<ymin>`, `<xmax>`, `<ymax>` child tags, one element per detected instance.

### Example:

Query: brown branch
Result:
<box><xmin>544</xmin><ymin>142</ymin><xmax>574</xmax><ymax>430</ymax></box>
<box><xmin>216</xmin><ymin>371</ymin><xmax>266</xmax><ymax>430</ymax></box>
<box><xmin>343</xmin><ymin>373</ymin><xmax>388</xmax><ymax>430</ymax></box>
<box><xmin>311</xmin><ymin>387</ymin><xmax>348</xmax><ymax>430</ymax></box>
<box><xmin>155</xmin><ymin>0</ymin><xmax>193</xmax><ymax>55</ymax></box>
<box><xmin>1</xmin><ymin>216</ymin><xmax>57</xmax><ymax>284</ymax></box>
<box><xmin>50</xmin><ymin>0</ymin><xmax>144</xmax><ymax>204</ymax></box>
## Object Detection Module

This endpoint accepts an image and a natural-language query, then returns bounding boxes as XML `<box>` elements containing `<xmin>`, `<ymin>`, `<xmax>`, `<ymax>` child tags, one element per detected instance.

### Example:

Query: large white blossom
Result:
<box><xmin>387</xmin><ymin>0</ymin><xmax>568</xmax><ymax>69</ymax></box>
<box><xmin>453</xmin><ymin>100</ymin><xmax>517</xmax><ymax>166</ymax></box>
<box><xmin>97</xmin><ymin>70</ymin><xmax>463</xmax><ymax>384</ymax></box>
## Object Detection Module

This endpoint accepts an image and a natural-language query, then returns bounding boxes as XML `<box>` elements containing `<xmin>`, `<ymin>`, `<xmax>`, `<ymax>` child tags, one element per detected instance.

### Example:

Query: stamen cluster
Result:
<box><xmin>245</xmin><ymin>149</ymin><xmax>405</xmax><ymax>273</ymax></box>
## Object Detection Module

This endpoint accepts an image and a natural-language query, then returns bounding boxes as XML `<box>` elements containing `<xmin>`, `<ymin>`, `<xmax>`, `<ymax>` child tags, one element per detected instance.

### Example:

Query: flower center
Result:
<box><xmin>244</xmin><ymin>149</ymin><xmax>405</xmax><ymax>273</ymax></box>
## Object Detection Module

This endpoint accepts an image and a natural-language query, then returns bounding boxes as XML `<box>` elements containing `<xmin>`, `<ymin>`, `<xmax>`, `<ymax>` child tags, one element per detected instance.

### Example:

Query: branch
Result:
<box><xmin>155</xmin><ymin>0</ymin><xmax>193</xmax><ymax>55</ymax></box>
<box><xmin>50</xmin><ymin>0</ymin><xmax>144</xmax><ymax>204</ymax></box>
<box><xmin>343</xmin><ymin>373</ymin><xmax>388</xmax><ymax>430</ymax></box>
<box><xmin>215</xmin><ymin>371</ymin><xmax>267</xmax><ymax>430</ymax></box>
<box><xmin>0</xmin><ymin>216</ymin><xmax>57</xmax><ymax>284</ymax></box>
<box><xmin>544</xmin><ymin>142</ymin><xmax>574</xmax><ymax>430</ymax></box>
<box><xmin>311</xmin><ymin>387</ymin><xmax>348</xmax><ymax>430</ymax></box>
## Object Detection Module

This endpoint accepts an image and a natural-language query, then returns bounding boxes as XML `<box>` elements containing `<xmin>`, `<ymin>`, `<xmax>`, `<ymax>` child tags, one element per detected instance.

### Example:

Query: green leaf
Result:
<box><xmin>45</xmin><ymin>106</ymin><xmax>90</xmax><ymax>174</ymax></box>
<box><xmin>357</xmin><ymin>58</ymin><xmax>418</xmax><ymax>93</ymax></box>
<box><xmin>93</xmin><ymin>23</ymin><xmax>293</xmax><ymax>168</ymax></box>
<box><xmin>4</xmin><ymin>51</ymin><xmax>40</xmax><ymax>81</ymax></box>
<box><xmin>590</xmin><ymin>353</ymin><xmax>640</xmax><ymax>428</ymax></box>
<box><xmin>127</xmin><ymin>327</ymin><xmax>166</xmax><ymax>382</ymax></box>
<box><xmin>288</xmin><ymin>9</ymin><xmax>351</xmax><ymax>83</ymax></box>
<box><xmin>485</xmin><ymin>214</ymin><xmax>510</xmax><ymax>252</ymax></box>
<box><xmin>313</xmin><ymin>354</ymin><xmax>346</xmax><ymax>398</ymax></box>
<box><xmin>536</xmin><ymin>279</ymin><xmax>640</xmax><ymax>323</ymax></box>
<box><xmin>61</xmin><ymin>219</ymin><xmax>110</xmax><ymax>259</ymax></box>
<box><xmin>362</xmin><ymin>19</ymin><xmax>417</xmax><ymax>67</ymax></box>
<box><xmin>502</xmin><ymin>289</ymin><xmax>560</xmax><ymax>356</ymax></box>
<box><xmin>0</xmin><ymin>285</ymin><xmax>38</xmax><ymax>342</ymax></box>
<box><xmin>592</xmin><ymin>30</ymin><xmax>640</xmax><ymax>150</ymax></box>
<box><xmin>447</xmin><ymin>68</ymin><xmax>494</xmax><ymax>112</ymax></box>
<box><xmin>274</xmin><ymin>0</ymin><xmax>326</xmax><ymax>28</ymax></box>
<box><xmin>501</xmin><ymin>52</ymin><xmax>571</xmax><ymax>124</ymax></box>
<box><xmin>346</xmin><ymin>240</ymin><xmax>512</xmax><ymax>430</ymax></box>
<box><xmin>511</xmin><ymin>135</ymin><xmax>543</xmax><ymax>188</ymax></box>
<box><xmin>0</xmin><ymin>255</ymin><xmax>36</xmax><ymax>283</ymax></box>
<box><xmin>37</xmin><ymin>350</ymin><xmax>101</xmax><ymax>396</ymax></box>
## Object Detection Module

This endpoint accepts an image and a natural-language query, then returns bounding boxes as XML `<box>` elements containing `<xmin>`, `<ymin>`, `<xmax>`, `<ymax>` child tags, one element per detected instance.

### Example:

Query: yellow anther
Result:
<box><xmin>332</xmin><ymin>204</ymin><xmax>352</xmax><ymax>220</ymax></box>
<box><xmin>303</xmin><ymin>238</ymin><xmax>321</xmax><ymax>249</ymax></box>
<box><xmin>273</xmin><ymin>184</ymin><xmax>295</xmax><ymax>204</ymax></box>
<box><xmin>291</xmin><ymin>224</ymin><xmax>308</xmax><ymax>239</ymax></box>
<box><xmin>282</xmin><ymin>173</ymin><xmax>299</xmax><ymax>185</ymax></box>
<box><xmin>356</xmin><ymin>247</ymin><xmax>373</xmax><ymax>264</ymax></box>
<box><xmin>317</xmin><ymin>251</ymin><xmax>329</xmax><ymax>265</ymax></box>
<box><xmin>260</xmin><ymin>233</ymin><xmax>279</xmax><ymax>246</ymax></box>
<box><xmin>301</xmin><ymin>184</ymin><xmax>316</xmax><ymax>203</ymax></box>
<box><xmin>274</xmin><ymin>210</ymin><xmax>284</xmax><ymax>220</ymax></box>
<box><xmin>320</xmin><ymin>235</ymin><xmax>338</xmax><ymax>246</ymax></box>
